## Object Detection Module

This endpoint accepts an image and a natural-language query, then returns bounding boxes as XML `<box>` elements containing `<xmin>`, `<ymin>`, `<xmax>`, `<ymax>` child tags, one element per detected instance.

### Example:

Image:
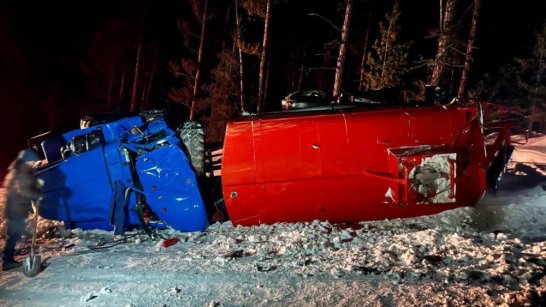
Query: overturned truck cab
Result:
<box><xmin>31</xmin><ymin>111</ymin><xmax>208</xmax><ymax>234</ymax></box>
<box><xmin>222</xmin><ymin>102</ymin><xmax>511</xmax><ymax>226</ymax></box>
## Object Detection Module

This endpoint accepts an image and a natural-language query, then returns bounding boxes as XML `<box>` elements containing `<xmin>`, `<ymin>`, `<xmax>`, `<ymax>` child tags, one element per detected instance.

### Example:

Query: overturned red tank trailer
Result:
<box><xmin>221</xmin><ymin>102</ymin><xmax>510</xmax><ymax>226</ymax></box>
<box><xmin>29</xmin><ymin>101</ymin><xmax>510</xmax><ymax>233</ymax></box>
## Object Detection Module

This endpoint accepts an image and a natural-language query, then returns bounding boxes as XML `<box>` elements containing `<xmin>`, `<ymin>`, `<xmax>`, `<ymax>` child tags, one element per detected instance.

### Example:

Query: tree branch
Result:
<box><xmin>308</xmin><ymin>13</ymin><xmax>341</xmax><ymax>32</ymax></box>
<box><xmin>307</xmin><ymin>66</ymin><xmax>336</xmax><ymax>71</ymax></box>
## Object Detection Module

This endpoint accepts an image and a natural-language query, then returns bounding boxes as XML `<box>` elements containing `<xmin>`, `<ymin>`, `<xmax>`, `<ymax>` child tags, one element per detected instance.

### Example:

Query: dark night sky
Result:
<box><xmin>0</xmin><ymin>0</ymin><xmax>545</xmax><ymax>173</ymax></box>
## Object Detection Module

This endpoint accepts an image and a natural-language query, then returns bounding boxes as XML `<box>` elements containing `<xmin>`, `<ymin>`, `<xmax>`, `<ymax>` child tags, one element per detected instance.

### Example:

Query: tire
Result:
<box><xmin>178</xmin><ymin>121</ymin><xmax>205</xmax><ymax>176</ymax></box>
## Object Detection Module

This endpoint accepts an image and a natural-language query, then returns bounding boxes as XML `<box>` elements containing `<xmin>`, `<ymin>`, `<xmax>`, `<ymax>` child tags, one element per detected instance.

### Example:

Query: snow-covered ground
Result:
<box><xmin>1</xmin><ymin>135</ymin><xmax>546</xmax><ymax>307</ymax></box>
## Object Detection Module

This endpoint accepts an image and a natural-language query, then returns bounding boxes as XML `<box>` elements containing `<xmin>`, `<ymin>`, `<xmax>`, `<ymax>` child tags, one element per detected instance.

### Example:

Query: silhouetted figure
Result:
<box><xmin>1</xmin><ymin>150</ymin><xmax>42</xmax><ymax>270</ymax></box>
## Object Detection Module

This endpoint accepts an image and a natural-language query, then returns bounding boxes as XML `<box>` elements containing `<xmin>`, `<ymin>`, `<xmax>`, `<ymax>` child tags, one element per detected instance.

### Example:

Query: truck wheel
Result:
<box><xmin>178</xmin><ymin>121</ymin><xmax>205</xmax><ymax>176</ymax></box>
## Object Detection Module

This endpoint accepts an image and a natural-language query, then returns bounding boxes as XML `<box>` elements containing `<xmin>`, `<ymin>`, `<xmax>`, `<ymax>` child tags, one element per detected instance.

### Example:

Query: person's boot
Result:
<box><xmin>2</xmin><ymin>249</ymin><xmax>21</xmax><ymax>271</ymax></box>
<box><xmin>2</xmin><ymin>259</ymin><xmax>22</xmax><ymax>271</ymax></box>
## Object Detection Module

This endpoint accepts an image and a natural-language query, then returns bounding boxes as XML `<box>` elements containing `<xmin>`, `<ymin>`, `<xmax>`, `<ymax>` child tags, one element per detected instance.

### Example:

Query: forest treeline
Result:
<box><xmin>168</xmin><ymin>0</ymin><xmax>543</xmax><ymax>141</ymax></box>
<box><xmin>2</xmin><ymin>0</ymin><xmax>543</xmax><ymax>144</ymax></box>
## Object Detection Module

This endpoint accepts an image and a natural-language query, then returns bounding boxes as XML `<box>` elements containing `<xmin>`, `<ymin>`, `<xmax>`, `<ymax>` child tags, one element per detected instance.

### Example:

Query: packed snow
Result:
<box><xmin>1</xmin><ymin>135</ymin><xmax>546</xmax><ymax>306</ymax></box>
<box><xmin>408</xmin><ymin>153</ymin><xmax>455</xmax><ymax>203</ymax></box>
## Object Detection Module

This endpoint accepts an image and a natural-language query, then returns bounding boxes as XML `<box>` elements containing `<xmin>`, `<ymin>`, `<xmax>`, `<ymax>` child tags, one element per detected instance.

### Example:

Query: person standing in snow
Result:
<box><xmin>1</xmin><ymin>149</ymin><xmax>42</xmax><ymax>271</ymax></box>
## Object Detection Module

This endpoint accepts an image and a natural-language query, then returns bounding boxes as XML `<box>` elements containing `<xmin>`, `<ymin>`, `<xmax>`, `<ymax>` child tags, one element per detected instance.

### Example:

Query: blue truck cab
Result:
<box><xmin>31</xmin><ymin>112</ymin><xmax>208</xmax><ymax>234</ymax></box>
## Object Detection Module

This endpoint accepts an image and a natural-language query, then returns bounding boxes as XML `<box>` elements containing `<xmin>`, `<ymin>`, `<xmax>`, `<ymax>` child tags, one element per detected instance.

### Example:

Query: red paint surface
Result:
<box><xmin>162</xmin><ymin>237</ymin><xmax>179</xmax><ymax>248</ymax></box>
<box><xmin>222</xmin><ymin>104</ymin><xmax>490</xmax><ymax>226</ymax></box>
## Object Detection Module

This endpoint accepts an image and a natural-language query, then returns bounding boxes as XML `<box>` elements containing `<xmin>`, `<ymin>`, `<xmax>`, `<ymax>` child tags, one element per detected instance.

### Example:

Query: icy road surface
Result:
<box><xmin>1</xmin><ymin>135</ymin><xmax>546</xmax><ymax>306</ymax></box>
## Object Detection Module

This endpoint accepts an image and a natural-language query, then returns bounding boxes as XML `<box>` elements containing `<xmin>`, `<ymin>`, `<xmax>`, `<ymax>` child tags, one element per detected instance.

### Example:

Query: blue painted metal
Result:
<box><xmin>136</xmin><ymin>145</ymin><xmax>208</xmax><ymax>232</ymax></box>
<box><xmin>34</xmin><ymin>113</ymin><xmax>208</xmax><ymax>233</ymax></box>
<box><xmin>37</xmin><ymin>143</ymin><xmax>114</xmax><ymax>230</ymax></box>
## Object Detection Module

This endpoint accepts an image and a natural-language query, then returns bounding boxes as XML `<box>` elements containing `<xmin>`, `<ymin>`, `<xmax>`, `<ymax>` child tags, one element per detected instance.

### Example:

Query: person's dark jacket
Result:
<box><xmin>3</xmin><ymin>159</ymin><xmax>41</xmax><ymax>220</ymax></box>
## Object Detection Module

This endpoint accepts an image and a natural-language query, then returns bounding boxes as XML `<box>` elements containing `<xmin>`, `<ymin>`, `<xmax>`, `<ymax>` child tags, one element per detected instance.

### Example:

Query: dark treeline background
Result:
<box><xmin>0</xmin><ymin>0</ymin><xmax>545</xmax><ymax>174</ymax></box>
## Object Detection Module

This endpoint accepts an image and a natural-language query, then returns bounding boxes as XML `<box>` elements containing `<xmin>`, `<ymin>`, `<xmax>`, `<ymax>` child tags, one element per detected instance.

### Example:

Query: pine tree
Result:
<box><xmin>234</xmin><ymin>0</ymin><xmax>246</xmax><ymax>113</ymax></box>
<box><xmin>474</xmin><ymin>23</ymin><xmax>546</xmax><ymax>131</ymax></box>
<box><xmin>239</xmin><ymin>0</ymin><xmax>292</xmax><ymax>112</ymax></box>
<box><xmin>202</xmin><ymin>49</ymin><xmax>241</xmax><ymax>143</ymax></box>
<box><xmin>457</xmin><ymin>0</ymin><xmax>481</xmax><ymax>103</ymax></box>
<box><xmin>359</xmin><ymin>12</ymin><xmax>372</xmax><ymax>91</ymax></box>
<box><xmin>130</xmin><ymin>18</ymin><xmax>144</xmax><ymax>113</ymax></box>
<box><xmin>431</xmin><ymin>0</ymin><xmax>457</xmax><ymax>87</ymax></box>
<box><xmin>333</xmin><ymin>0</ymin><xmax>353</xmax><ymax>99</ymax></box>
<box><xmin>240</xmin><ymin>0</ymin><xmax>270</xmax><ymax>113</ymax></box>
<box><xmin>169</xmin><ymin>0</ymin><xmax>212</xmax><ymax>120</ymax></box>
<box><xmin>364</xmin><ymin>3</ymin><xmax>410</xmax><ymax>90</ymax></box>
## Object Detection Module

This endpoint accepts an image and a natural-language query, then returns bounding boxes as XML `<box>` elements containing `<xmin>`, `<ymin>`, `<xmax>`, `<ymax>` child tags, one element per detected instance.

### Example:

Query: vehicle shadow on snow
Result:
<box><xmin>499</xmin><ymin>164</ymin><xmax>546</xmax><ymax>191</ymax></box>
<box><xmin>471</xmin><ymin>164</ymin><xmax>546</xmax><ymax>243</ymax></box>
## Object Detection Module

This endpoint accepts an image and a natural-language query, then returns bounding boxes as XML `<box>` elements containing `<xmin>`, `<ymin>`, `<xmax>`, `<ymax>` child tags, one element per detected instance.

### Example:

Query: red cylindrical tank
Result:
<box><xmin>222</xmin><ymin>104</ymin><xmax>487</xmax><ymax>226</ymax></box>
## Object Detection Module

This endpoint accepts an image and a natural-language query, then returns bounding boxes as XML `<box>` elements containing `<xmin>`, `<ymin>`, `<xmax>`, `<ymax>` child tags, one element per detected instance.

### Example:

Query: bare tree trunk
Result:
<box><xmin>431</xmin><ymin>0</ymin><xmax>456</xmax><ymax>86</ymax></box>
<box><xmin>380</xmin><ymin>8</ymin><xmax>397</xmax><ymax>85</ymax></box>
<box><xmin>118</xmin><ymin>67</ymin><xmax>126</xmax><ymax>109</ymax></box>
<box><xmin>359</xmin><ymin>13</ymin><xmax>371</xmax><ymax>91</ymax></box>
<box><xmin>290</xmin><ymin>68</ymin><xmax>296</xmax><ymax>90</ymax></box>
<box><xmin>142</xmin><ymin>58</ymin><xmax>157</xmax><ymax>111</ymax></box>
<box><xmin>189</xmin><ymin>0</ymin><xmax>209</xmax><ymax>121</ymax></box>
<box><xmin>130</xmin><ymin>21</ymin><xmax>144</xmax><ymax>113</ymax></box>
<box><xmin>257</xmin><ymin>0</ymin><xmax>271</xmax><ymax>114</ymax></box>
<box><xmin>222</xmin><ymin>2</ymin><xmax>232</xmax><ymax>50</ymax></box>
<box><xmin>298</xmin><ymin>46</ymin><xmax>307</xmax><ymax>91</ymax></box>
<box><xmin>234</xmin><ymin>0</ymin><xmax>245</xmax><ymax>114</ymax></box>
<box><xmin>449</xmin><ymin>66</ymin><xmax>456</xmax><ymax>95</ymax></box>
<box><xmin>333</xmin><ymin>0</ymin><xmax>353</xmax><ymax>100</ymax></box>
<box><xmin>265</xmin><ymin>55</ymin><xmax>271</xmax><ymax>103</ymax></box>
<box><xmin>385</xmin><ymin>2</ymin><xmax>401</xmax><ymax>88</ymax></box>
<box><xmin>457</xmin><ymin>0</ymin><xmax>480</xmax><ymax>102</ymax></box>
<box><xmin>140</xmin><ymin>87</ymin><xmax>146</xmax><ymax>111</ymax></box>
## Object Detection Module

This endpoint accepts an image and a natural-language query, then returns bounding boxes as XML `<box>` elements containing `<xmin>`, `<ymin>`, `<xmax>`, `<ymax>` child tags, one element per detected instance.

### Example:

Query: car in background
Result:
<box><xmin>281</xmin><ymin>89</ymin><xmax>413</xmax><ymax>111</ymax></box>
<box><xmin>281</xmin><ymin>90</ymin><xmax>332</xmax><ymax>110</ymax></box>
<box><xmin>350</xmin><ymin>88</ymin><xmax>409</xmax><ymax>105</ymax></box>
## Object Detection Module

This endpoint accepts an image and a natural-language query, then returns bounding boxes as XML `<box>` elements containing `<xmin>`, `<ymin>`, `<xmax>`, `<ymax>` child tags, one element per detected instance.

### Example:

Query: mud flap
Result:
<box><xmin>461</xmin><ymin>163</ymin><xmax>487</xmax><ymax>204</ymax></box>
<box><xmin>482</xmin><ymin>124</ymin><xmax>513</xmax><ymax>191</ymax></box>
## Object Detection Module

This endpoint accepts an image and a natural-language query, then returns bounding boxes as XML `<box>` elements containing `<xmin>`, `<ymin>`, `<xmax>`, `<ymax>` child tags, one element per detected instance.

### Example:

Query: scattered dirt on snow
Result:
<box><xmin>1</xmin><ymin>135</ymin><xmax>546</xmax><ymax>306</ymax></box>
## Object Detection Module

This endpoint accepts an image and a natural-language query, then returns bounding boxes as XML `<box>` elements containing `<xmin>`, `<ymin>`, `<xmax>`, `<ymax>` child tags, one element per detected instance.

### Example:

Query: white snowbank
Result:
<box><xmin>509</xmin><ymin>133</ymin><xmax>546</xmax><ymax>175</ymax></box>
<box><xmin>1</xmin><ymin>135</ymin><xmax>545</xmax><ymax>306</ymax></box>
